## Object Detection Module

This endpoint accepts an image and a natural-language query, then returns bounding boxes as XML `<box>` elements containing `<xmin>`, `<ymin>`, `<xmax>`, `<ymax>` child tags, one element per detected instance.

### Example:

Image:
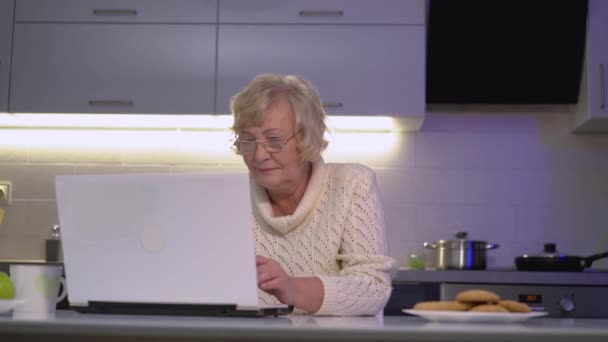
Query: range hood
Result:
<box><xmin>426</xmin><ymin>0</ymin><xmax>588</xmax><ymax>104</ymax></box>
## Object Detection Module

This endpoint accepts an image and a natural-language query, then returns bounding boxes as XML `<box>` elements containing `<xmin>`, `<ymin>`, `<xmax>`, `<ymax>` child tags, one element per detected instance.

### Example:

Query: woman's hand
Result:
<box><xmin>256</xmin><ymin>255</ymin><xmax>324</xmax><ymax>313</ymax></box>
<box><xmin>256</xmin><ymin>255</ymin><xmax>297</xmax><ymax>305</ymax></box>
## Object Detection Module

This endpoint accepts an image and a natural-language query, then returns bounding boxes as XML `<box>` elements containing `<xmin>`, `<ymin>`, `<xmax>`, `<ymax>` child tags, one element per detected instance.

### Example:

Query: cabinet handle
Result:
<box><xmin>601</xmin><ymin>64</ymin><xmax>606</xmax><ymax>110</ymax></box>
<box><xmin>93</xmin><ymin>9</ymin><xmax>138</xmax><ymax>17</ymax></box>
<box><xmin>88</xmin><ymin>100</ymin><xmax>133</xmax><ymax>107</ymax></box>
<box><xmin>298</xmin><ymin>10</ymin><xmax>344</xmax><ymax>18</ymax></box>
<box><xmin>322</xmin><ymin>102</ymin><xmax>343</xmax><ymax>109</ymax></box>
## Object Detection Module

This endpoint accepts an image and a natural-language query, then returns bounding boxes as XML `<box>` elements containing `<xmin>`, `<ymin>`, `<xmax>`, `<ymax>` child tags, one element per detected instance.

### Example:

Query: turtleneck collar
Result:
<box><xmin>251</xmin><ymin>158</ymin><xmax>328</xmax><ymax>235</ymax></box>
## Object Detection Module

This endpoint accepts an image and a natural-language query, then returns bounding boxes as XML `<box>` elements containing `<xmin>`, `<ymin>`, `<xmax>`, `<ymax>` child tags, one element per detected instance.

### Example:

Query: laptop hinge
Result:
<box><xmin>75</xmin><ymin>301</ymin><xmax>239</xmax><ymax>316</ymax></box>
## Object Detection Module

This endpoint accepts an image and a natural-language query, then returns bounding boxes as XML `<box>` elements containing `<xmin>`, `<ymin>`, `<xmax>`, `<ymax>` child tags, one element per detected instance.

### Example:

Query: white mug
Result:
<box><xmin>10</xmin><ymin>264</ymin><xmax>67</xmax><ymax>319</ymax></box>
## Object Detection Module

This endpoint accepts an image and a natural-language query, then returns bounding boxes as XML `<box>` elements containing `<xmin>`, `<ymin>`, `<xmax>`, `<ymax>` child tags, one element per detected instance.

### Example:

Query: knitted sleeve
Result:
<box><xmin>315</xmin><ymin>165</ymin><xmax>397</xmax><ymax>316</ymax></box>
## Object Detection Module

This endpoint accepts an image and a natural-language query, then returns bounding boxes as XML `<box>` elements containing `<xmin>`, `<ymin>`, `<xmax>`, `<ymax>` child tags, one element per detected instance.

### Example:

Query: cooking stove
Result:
<box><xmin>390</xmin><ymin>268</ymin><xmax>608</xmax><ymax>318</ymax></box>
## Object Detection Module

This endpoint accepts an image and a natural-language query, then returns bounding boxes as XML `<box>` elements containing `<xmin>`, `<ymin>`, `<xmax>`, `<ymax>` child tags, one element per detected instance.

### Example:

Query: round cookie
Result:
<box><xmin>413</xmin><ymin>301</ymin><xmax>473</xmax><ymax>311</ymax></box>
<box><xmin>497</xmin><ymin>300</ymin><xmax>531</xmax><ymax>313</ymax></box>
<box><xmin>469</xmin><ymin>304</ymin><xmax>509</xmax><ymax>313</ymax></box>
<box><xmin>455</xmin><ymin>289</ymin><xmax>500</xmax><ymax>304</ymax></box>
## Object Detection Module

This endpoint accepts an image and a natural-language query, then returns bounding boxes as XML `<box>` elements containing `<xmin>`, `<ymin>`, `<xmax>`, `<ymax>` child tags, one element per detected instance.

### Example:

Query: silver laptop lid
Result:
<box><xmin>55</xmin><ymin>172</ymin><xmax>259</xmax><ymax>308</ymax></box>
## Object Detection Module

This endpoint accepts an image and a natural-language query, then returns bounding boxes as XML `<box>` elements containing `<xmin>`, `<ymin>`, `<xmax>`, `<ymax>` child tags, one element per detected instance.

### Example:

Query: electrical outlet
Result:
<box><xmin>0</xmin><ymin>181</ymin><xmax>11</xmax><ymax>206</ymax></box>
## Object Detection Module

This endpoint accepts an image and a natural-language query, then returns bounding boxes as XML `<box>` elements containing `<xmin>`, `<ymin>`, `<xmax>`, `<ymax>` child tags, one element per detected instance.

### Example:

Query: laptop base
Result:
<box><xmin>72</xmin><ymin>301</ymin><xmax>293</xmax><ymax>317</ymax></box>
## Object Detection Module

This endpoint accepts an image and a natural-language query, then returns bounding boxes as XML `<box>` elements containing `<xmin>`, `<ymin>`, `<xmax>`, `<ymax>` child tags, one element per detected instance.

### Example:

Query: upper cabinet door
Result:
<box><xmin>216</xmin><ymin>24</ymin><xmax>425</xmax><ymax>117</ymax></box>
<box><xmin>15</xmin><ymin>0</ymin><xmax>217</xmax><ymax>23</ymax></box>
<box><xmin>587</xmin><ymin>0</ymin><xmax>608</xmax><ymax>119</ymax></box>
<box><xmin>574</xmin><ymin>0</ymin><xmax>608</xmax><ymax>132</ymax></box>
<box><xmin>0</xmin><ymin>0</ymin><xmax>14</xmax><ymax>112</ymax></box>
<box><xmin>219</xmin><ymin>0</ymin><xmax>424</xmax><ymax>24</ymax></box>
<box><xmin>10</xmin><ymin>24</ymin><xmax>216</xmax><ymax>114</ymax></box>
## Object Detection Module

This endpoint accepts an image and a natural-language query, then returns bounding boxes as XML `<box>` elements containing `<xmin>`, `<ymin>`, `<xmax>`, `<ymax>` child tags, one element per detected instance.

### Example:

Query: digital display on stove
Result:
<box><xmin>519</xmin><ymin>294</ymin><xmax>542</xmax><ymax>304</ymax></box>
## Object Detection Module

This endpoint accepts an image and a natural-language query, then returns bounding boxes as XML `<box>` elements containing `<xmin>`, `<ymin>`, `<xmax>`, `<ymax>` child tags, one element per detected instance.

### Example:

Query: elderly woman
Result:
<box><xmin>231</xmin><ymin>74</ymin><xmax>396</xmax><ymax>316</ymax></box>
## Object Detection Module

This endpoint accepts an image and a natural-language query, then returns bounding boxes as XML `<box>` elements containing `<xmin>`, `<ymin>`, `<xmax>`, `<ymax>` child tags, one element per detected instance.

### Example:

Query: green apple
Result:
<box><xmin>0</xmin><ymin>271</ymin><xmax>15</xmax><ymax>299</ymax></box>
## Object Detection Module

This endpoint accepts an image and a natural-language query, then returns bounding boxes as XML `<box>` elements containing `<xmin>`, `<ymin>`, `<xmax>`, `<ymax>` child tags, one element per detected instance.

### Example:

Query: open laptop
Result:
<box><xmin>55</xmin><ymin>172</ymin><xmax>293</xmax><ymax>317</ymax></box>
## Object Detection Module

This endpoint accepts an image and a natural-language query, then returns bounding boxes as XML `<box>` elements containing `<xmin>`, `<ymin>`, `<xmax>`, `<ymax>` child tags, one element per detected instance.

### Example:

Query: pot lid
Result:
<box><xmin>434</xmin><ymin>231</ymin><xmax>495</xmax><ymax>249</ymax></box>
<box><xmin>522</xmin><ymin>243</ymin><xmax>570</xmax><ymax>258</ymax></box>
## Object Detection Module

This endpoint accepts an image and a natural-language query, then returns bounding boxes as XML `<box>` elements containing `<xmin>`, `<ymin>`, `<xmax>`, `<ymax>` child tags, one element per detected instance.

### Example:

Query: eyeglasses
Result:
<box><xmin>235</xmin><ymin>134</ymin><xmax>295</xmax><ymax>155</ymax></box>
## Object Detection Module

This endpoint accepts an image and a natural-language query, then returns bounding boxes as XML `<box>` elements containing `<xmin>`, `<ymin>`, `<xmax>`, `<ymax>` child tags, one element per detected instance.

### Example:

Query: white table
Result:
<box><xmin>1</xmin><ymin>310</ymin><xmax>607</xmax><ymax>342</ymax></box>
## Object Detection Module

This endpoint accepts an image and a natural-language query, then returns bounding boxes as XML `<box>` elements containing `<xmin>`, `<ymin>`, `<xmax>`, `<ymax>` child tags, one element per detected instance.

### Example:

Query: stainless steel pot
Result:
<box><xmin>423</xmin><ymin>232</ymin><xmax>499</xmax><ymax>270</ymax></box>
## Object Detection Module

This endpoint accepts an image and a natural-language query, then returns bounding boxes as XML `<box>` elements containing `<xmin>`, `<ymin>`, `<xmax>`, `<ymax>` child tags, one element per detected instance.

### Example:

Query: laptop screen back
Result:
<box><xmin>55</xmin><ymin>172</ymin><xmax>259</xmax><ymax>308</ymax></box>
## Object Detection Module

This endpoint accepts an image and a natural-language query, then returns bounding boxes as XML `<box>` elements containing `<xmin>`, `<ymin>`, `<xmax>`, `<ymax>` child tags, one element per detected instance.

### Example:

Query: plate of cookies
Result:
<box><xmin>403</xmin><ymin>289</ymin><xmax>548</xmax><ymax>323</ymax></box>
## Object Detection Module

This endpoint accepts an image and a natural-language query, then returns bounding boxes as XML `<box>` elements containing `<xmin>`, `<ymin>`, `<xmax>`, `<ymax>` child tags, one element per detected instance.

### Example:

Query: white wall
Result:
<box><xmin>379</xmin><ymin>106</ymin><xmax>608</xmax><ymax>269</ymax></box>
<box><xmin>1</xmin><ymin>106</ymin><xmax>608</xmax><ymax>269</ymax></box>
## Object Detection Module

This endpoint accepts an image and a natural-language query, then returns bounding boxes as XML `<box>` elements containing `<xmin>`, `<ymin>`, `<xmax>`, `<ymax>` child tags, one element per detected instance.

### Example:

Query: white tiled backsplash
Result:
<box><xmin>1</xmin><ymin>107</ymin><xmax>608</xmax><ymax>269</ymax></box>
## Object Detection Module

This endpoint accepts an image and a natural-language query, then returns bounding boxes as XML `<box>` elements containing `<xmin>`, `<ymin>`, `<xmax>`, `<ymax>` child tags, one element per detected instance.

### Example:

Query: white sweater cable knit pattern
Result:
<box><xmin>251</xmin><ymin>159</ymin><xmax>396</xmax><ymax>316</ymax></box>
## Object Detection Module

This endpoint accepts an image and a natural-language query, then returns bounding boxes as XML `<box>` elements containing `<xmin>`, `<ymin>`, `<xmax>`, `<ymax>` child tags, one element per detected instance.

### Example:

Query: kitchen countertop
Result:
<box><xmin>1</xmin><ymin>311</ymin><xmax>608</xmax><ymax>342</ymax></box>
<box><xmin>4</xmin><ymin>262</ymin><xmax>607</xmax><ymax>286</ymax></box>
<box><xmin>0</xmin><ymin>260</ymin><xmax>48</xmax><ymax>265</ymax></box>
<box><xmin>394</xmin><ymin>268</ymin><xmax>608</xmax><ymax>285</ymax></box>
<box><xmin>0</xmin><ymin>260</ymin><xmax>63</xmax><ymax>274</ymax></box>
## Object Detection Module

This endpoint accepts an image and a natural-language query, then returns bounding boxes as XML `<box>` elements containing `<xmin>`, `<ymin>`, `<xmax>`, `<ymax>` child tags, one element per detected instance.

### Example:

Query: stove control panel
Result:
<box><xmin>559</xmin><ymin>294</ymin><xmax>575</xmax><ymax>313</ymax></box>
<box><xmin>441</xmin><ymin>283</ymin><xmax>608</xmax><ymax>318</ymax></box>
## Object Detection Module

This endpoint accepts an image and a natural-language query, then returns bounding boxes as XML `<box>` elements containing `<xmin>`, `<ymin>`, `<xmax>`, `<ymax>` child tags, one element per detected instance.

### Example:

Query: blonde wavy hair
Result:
<box><xmin>230</xmin><ymin>74</ymin><xmax>329</xmax><ymax>162</ymax></box>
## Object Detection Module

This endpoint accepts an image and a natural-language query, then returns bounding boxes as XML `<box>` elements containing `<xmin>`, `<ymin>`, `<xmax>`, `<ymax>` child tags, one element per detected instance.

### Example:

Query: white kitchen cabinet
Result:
<box><xmin>15</xmin><ymin>0</ymin><xmax>217</xmax><ymax>23</ymax></box>
<box><xmin>219</xmin><ymin>0</ymin><xmax>424</xmax><ymax>25</ymax></box>
<box><xmin>217</xmin><ymin>25</ymin><xmax>425</xmax><ymax>118</ymax></box>
<box><xmin>10</xmin><ymin>24</ymin><xmax>216</xmax><ymax>114</ymax></box>
<box><xmin>573</xmin><ymin>0</ymin><xmax>608</xmax><ymax>132</ymax></box>
<box><xmin>0</xmin><ymin>0</ymin><xmax>13</xmax><ymax>112</ymax></box>
<box><xmin>9</xmin><ymin>0</ymin><xmax>217</xmax><ymax>114</ymax></box>
<box><xmin>216</xmin><ymin>0</ymin><xmax>425</xmax><ymax>121</ymax></box>
<box><xmin>8</xmin><ymin>0</ymin><xmax>426</xmax><ymax>122</ymax></box>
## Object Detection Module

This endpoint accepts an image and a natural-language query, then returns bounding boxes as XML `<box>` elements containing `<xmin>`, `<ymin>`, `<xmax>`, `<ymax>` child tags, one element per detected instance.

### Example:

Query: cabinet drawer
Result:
<box><xmin>10</xmin><ymin>24</ymin><xmax>216</xmax><ymax>114</ymax></box>
<box><xmin>219</xmin><ymin>0</ymin><xmax>424</xmax><ymax>24</ymax></box>
<box><xmin>217</xmin><ymin>25</ymin><xmax>425</xmax><ymax>116</ymax></box>
<box><xmin>16</xmin><ymin>0</ymin><xmax>217</xmax><ymax>23</ymax></box>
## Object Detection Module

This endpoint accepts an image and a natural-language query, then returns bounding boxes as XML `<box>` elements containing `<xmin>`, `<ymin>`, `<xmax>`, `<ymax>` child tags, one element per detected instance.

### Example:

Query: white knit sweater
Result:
<box><xmin>251</xmin><ymin>159</ymin><xmax>396</xmax><ymax>316</ymax></box>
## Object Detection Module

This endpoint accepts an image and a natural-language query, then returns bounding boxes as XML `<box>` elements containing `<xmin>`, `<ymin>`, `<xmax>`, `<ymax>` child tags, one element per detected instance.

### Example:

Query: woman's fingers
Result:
<box><xmin>256</xmin><ymin>255</ymin><xmax>283</xmax><ymax>287</ymax></box>
<box><xmin>257</xmin><ymin>270</ymin><xmax>276</xmax><ymax>284</ymax></box>
<box><xmin>256</xmin><ymin>262</ymin><xmax>297</xmax><ymax>304</ymax></box>
<box><xmin>256</xmin><ymin>256</ymin><xmax>282</xmax><ymax>277</ymax></box>
<box><xmin>259</xmin><ymin>277</ymin><xmax>281</xmax><ymax>291</ymax></box>
<box><xmin>256</xmin><ymin>255</ymin><xmax>271</xmax><ymax>266</ymax></box>
<box><xmin>255</xmin><ymin>255</ymin><xmax>297</xmax><ymax>304</ymax></box>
